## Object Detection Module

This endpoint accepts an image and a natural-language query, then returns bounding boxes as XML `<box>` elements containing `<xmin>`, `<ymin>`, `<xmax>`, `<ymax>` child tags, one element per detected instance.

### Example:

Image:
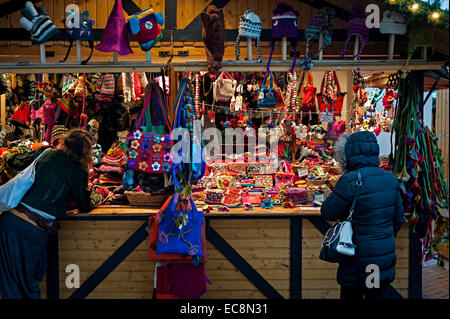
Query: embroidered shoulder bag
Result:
<box><xmin>126</xmin><ymin>82</ymin><xmax>172</xmax><ymax>174</ymax></box>
<box><xmin>317</xmin><ymin>71</ymin><xmax>346</xmax><ymax>115</ymax></box>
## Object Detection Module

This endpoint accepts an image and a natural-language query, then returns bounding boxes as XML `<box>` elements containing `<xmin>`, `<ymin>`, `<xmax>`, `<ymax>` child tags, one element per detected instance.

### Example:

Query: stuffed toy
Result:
<box><xmin>95</xmin><ymin>0</ymin><xmax>133</xmax><ymax>56</ymax></box>
<box><xmin>20</xmin><ymin>1</ymin><xmax>59</xmax><ymax>45</ymax></box>
<box><xmin>61</xmin><ymin>10</ymin><xmax>95</xmax><ymax>64</ymax></box>
<box><xmin>201</xmin><ymin>5</ymin><xmax>225</xmax><ymax>76</ymax></box>
<box><xmin>127</xmin><ymin>8</ymin><xmax>164</xmax><ymax>51</ymax></box>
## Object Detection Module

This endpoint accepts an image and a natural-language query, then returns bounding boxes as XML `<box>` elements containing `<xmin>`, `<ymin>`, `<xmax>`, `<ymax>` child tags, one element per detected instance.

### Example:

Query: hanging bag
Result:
<box><xmin>213</xmin><ymin>72</ymin><xmax>236</xmax><ymax>101</ymax></box>
<box><xmin>274</xmin><ymin>160</ymin><xmax>295</xmax><ymax>188</ymax></box>
<box><xmin>301</xmin><ymin>71</ymin><xmax>317</xmax><ymax>112</ymax></box>
<box><xmin>317</xmin><ymin>71</ymin><xmax>346</xmax><ymax>115</ymax></box>
<box><xmin>257</xmin><ymin>72</ymin><xmax>285</xmax><ymax>109</ymax></box>
<box><xmin>127</xmin><ymin>82</ymin><xmax>172</xmax><ymax>174</ymax></box>
<box><xmin>319</xmin><ymin>170</ymin><xmax>362</xmax><ymax>263</ymax></box>
<box><xmin>156</xmin><ymin>193</ymin><xmax>204</xmax><ymax>256</ymax></box>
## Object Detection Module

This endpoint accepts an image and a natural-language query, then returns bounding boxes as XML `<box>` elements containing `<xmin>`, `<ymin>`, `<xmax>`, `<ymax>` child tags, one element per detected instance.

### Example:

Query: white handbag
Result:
<box><xmin>0</xmin><ymin>148</ymin><xmax>50</xmax><ymax>212</ymax></box>
<box><xmin>213</xmin><ymin>72</ymin><xmax>236</xmax><ymax>101</ymax></box>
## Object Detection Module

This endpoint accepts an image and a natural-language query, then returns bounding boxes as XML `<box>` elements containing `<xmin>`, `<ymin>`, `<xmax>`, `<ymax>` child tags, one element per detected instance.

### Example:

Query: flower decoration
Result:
<box><xmin>154</xmin><ymin>134</ymin><xmax>161</xmax><ymax>143</ymax></box>
<box><xmin>162</xmin><ymin>162</ymin><xmax>171</xmax><ymax>172</ymax></box>
<box><xmin>129</xmin><ymin>150</ymin><xmax>138</xmax><ymax>159</ymax></box>
<box><xmin>127</xmin><ymin>159</ymin><xmax>137</xmax><ymax>168</ymax></box>
<box><xmin>138</xmin><ymin>161</ymin><xmax>148</xmax><ymax>171</ymax></box>
<box><xmin>131</xmin><ymin>140</ymin><xmax>140</xmax><ymax>149</ymax></box>
<box><xmin>143</xmin><ymin>133</ymin><xmax>152</xmax><ymax>141</ymax></box>
<box><xmin>159</xmin><ymin>231</ymin><xmax>168</xmax><ymax>244</ymax></box>
<box><xmin>142</xmin><ymin>141</ymin><xmax>151</xmax><ymax>151</ymax></box>
<box><xmin>152</xmin><ymin>162</ymin><xmax>161</xmax><ymax>171</ymax></box>
<box><xmin>163</xmin><ymin>153</ymin><xmax>171</xmax><ymax>162</ymax></box>
<box><xmin>153</xmin><ymin>153</ymin><xmax>161</xmax><ymax>161</ymax></box>
<box><xmin>140</xmin><ymin>152</ymin><xmax>149</xmax><ymax>161</ymax></box>
<box><xmin>153</xmin><ymin>144</ymin><xmax>162</xmax><ymax>153</ymax></box>
<box><xmin>133</xmin><ymin>130</ymin><xmax>142</xmax><ymax>140</ymax></box>
<box><xmin>187</xmin><ymin>245</ymin><xmax>200</xmax><ymax>256</ymax></box>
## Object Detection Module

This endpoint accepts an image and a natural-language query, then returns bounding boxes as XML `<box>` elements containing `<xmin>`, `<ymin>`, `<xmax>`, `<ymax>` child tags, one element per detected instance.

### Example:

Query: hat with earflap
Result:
<box><xmin>11</xmin><ymin>102</ymin><xmax>31</xmax><ymax>128</ymax></box>
<box><xmin>304</xmin><ymin>7</ymin><xmax>335</xmax><ymax>57</ymax></box>
<box><xmin>406</xmin><ymin>20</ymin><xmax>433</xmax><ymax>63</ymax></box>
<box><xmin>61</xmin><ymin>10</ymin><xmax>95</xmax><ymax>64</ymax></box>
<box><xmin>51</xmin><ymin>125</ymin><xmax>69</xmax><ymax>147</ymax></box>
<box><xmin>340</xmin><ymin>5</ymin><xmax>370</xmax><ymax>73</ymax></box>
<box><xmin>267</xmin><ymin>3</ymin><xmax>300</xmax><ymax>73</ymax></box>
<box><xmin>235</xmin><ymin>10</ymin><xmax>263</xmax><ymax>62</ymax></box>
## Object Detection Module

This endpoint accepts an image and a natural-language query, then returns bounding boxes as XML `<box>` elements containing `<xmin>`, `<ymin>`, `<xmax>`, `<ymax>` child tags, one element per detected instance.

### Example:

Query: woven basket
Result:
<box><xmin>328</xmin><ymin>166</ymin><xmax>343</xmax><ymax>175</ymax></box>
<box><xmin>306</xmin><ymin>178</ymin><xmax>328</xmax><ymax>186</ymax></box>
<box><xmin>124</xmin><ymin>191</ymin><xmax>169</xmax><ymax>207</ymax></box>
<box><xmin>307</xmin><ymin>189</ymin><xmax>331</xmax><ymax>202</ymax></box>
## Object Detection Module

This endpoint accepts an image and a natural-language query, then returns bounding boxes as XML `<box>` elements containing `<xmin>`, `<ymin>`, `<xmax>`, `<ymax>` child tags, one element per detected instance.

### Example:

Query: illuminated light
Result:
<box><xmin>430</xmin><ymin>11</ymin><xmax>441</xmax><ymax>20</ymax></box>
<box><xmin>410</xmin><ymin>3</ymin><xmax>420</xmax><ymax>12</ymax></box>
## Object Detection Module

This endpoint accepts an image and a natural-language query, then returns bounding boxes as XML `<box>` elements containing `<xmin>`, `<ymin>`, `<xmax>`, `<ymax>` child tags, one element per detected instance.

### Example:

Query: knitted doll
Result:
<box><xmin>86</xmin><ymin>119</ymin><xmax>102</xmax><ymax>166</ymax></box>
<box><xmin>201</xmin><ymin>5</ymin><xmax>225</xmax><ymax>76</ymax></box>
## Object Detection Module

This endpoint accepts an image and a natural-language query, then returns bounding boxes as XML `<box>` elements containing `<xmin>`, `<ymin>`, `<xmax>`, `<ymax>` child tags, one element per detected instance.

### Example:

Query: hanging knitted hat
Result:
<box><xmin>340</xmin><ymin>6</ymin><xmax>370</xmax><ymax>73</ymax></box>
<box><xmin>11</xmin><ymin>102</ymin><xmax>31</xmax><ymax>128</ymax></box>
<box><xmin>95</xmin><ymin>0</ymin><xmax>133</xmax><ymax>55</ymax></box>
<box><xmin>268</xmin><ymin>3</ymin><xmax>300</xmax><ymax>73</ymax></box>
<box><xmin>51</xmin><ymin>125</ymin><xmax>69</xmax><ymax>147</ymax></box>
<box><xmin>305</xmin><ymin>7</ymin><xmax>335</xmax><ymax>51</ymax></box>
<box><xmin>126</xmin><ymin>8</ymin><xmax>164</xmax><ymax>51</ymax></box>
<box><xmin>407</xmin><ymin>21</ymin><xmax>433</xmax><ymax>60</ymax></box>
<box><xmin>0</xmin><ymin>74</ymin><xmax>9</xmax><ymax>95</ymax></box>
<box><xmin>235</xmin><ymin>10</ymin><xmax>263</xmax><ymax>62</ymax></box>
<box><xmin>380</xmin><ymin>11</ymin><xmax>406</xmax><ymax>35</ymax></box>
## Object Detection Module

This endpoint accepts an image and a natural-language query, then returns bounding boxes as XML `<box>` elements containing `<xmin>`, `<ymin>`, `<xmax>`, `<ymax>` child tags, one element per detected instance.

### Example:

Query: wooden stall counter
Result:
<box><xmin>39</xmin><ymin>205</ymin><xmax>411</xmax><ymax>300</ymax></box>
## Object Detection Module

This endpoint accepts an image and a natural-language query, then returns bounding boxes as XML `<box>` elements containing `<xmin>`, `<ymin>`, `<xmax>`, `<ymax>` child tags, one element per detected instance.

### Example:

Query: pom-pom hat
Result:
<box><xmin>235</xmin><ymin>10</ymin><xmax>263</xmax><ymax>62</ymax></box>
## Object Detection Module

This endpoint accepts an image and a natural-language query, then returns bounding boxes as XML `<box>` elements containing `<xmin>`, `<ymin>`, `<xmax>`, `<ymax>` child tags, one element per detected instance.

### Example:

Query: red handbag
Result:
<box><xmin>274</xmin><ymin>161</ymin><xmax>295</xmax><ymax>188</ymax></box>
<box><xmin>126</xmin><ymin>82</ymin><xmax>172</xmax><ymax>174</ymax></box>
<box><xmin>301</xmin><ymin>72</ymin><xmax>317</xmax><ymax>112</ymax></box>
<box><xmin>317</xmin><ymin>71</ymin><xmax>346</xmax><ymax>115</ymax></box>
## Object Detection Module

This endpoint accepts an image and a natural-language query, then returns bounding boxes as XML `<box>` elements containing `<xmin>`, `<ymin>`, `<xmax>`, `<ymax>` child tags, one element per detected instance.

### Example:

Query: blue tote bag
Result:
<box><xmin>156</xmin><ymin>193</ymin><xmax>203</xmax><ymax>257</ymax></box>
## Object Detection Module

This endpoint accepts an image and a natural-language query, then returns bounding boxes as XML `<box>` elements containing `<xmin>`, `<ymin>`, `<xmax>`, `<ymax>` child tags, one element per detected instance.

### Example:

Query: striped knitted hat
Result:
<box><xmin>20</xmin><ymin>1</ymin><xmax>59</xmax><ymax>45</ymax></box>
<box><xmin>305</xmin><ymin>7</ymin><xmax>335</xmax><ymax>50</ymax></box>
<box><xmin>57</xmin><ymin>96</ymin><xmax>80</xmax><ymax>118</ymax></box>
<box><xmin>99</xmin><ymin>74</ymin><xmax>116</xmax><ymax>98</ymax></box>
<box><xmin>235</xmin><ymin>10</ymin><xmax>263</xmax><ymax>62</ymax></box>
<box><xmin>51</xmin><ymin>125</ymin><xmax>69</xmax><ymax>146</ymax></box>
<box><xmin>407</xmin><ymin>21</ymin><xmax>433</xmax><ymax>59</ymax></box>
<box><xmin>380</xmin><ymin>11</ymin><xmax>406</xmax><ymax>35</ymax></box>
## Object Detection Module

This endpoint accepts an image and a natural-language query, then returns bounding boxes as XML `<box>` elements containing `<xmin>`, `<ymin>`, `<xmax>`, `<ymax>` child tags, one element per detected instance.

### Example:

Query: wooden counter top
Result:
<box><xmin>65</xmin><ymin>204</ymin><xmax>322</xmax><ymax>219</ymax></box>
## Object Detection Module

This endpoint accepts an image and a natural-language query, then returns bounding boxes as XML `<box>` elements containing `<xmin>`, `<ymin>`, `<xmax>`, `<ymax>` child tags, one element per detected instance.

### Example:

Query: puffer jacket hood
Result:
<box><xmin>334</xmin><ymin>131</ymin><xmax>380</xmax><ymax>172</ymax></box>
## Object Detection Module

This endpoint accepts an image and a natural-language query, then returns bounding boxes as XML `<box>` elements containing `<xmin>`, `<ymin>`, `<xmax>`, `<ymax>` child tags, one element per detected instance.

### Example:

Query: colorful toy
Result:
<box><xmin>127</xmin><ymin>8</ymin><xmax>164</xmax><ymax>52</ymax></box>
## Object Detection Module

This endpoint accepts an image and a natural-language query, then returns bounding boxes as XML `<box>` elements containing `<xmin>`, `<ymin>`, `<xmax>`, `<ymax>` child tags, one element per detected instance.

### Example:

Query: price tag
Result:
<box><xmin>297</xmin><ymin>168</ymin><xmax>309</xmax><ymax>177</ymax></box>
<box><xmin>320</xmin><ymin>113</ymin><xmax>334</xmax><ymax>123</ymax></box>
<box><xmin>317</xmin><ymin>167</ymin><xmax>325</xmax><ymax>176</ymax></box>
<box><xmin>315</xmin><ymin>194</ymin><xmax>325</xmax><ymax>202</ymax></box>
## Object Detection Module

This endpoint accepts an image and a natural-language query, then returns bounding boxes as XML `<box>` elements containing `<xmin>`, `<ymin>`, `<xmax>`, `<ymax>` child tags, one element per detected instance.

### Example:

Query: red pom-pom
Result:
<box><xmin>79</xmin><ymin>113</ymin><xmax>88</xmax><ymax>130</ymax></box>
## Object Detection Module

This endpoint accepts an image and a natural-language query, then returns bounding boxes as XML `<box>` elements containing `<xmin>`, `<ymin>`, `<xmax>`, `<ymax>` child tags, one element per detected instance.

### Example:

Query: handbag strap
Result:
<box><xmin>348</xmin><ymin>170</ymin><xmax>362</xmax><ymax>221</ymax></box>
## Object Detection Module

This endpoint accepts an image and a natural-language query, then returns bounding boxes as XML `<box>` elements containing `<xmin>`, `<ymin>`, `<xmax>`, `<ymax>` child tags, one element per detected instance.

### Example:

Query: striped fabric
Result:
<box><xmin>100</xmin><ymin>74</ymin><xmax>116</xmax><ymax>98</ymax></box>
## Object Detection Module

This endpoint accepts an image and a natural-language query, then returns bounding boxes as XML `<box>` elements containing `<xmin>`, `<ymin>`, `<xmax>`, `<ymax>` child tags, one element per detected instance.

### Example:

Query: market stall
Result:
<box><xmin>0</xmin><ymin>0</ymin><xmax>448</xmax><ymax>300</ymax></box>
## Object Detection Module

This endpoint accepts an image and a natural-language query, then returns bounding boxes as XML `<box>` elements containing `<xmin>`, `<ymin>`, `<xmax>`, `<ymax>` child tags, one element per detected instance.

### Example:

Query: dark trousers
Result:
<box><xmin>340</xmin><ymin>284</ymin><xmax>388</xmax><ymax>300</ymax></box>
<box><xmin>0</xmin><ymin>212</ymin><xmax>49</xmax><ymax>299</ymax></box>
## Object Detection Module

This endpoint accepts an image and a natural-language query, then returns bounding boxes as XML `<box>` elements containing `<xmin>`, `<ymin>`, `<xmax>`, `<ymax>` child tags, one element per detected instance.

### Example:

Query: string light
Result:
<box><xmin>410</xmin><ymin>2</ymin><xmax>420</xmax><ymax>12</ymax></box>
<box><xmin>430</xmin><ymin>11</ymin><xmax>441</xmax><ymax>20</ymax></box>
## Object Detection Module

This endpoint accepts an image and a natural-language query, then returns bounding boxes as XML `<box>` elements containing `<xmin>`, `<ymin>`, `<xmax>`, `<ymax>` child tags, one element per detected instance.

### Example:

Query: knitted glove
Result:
<box><xmin>20</xmin><ymin>1</ymin><xmax>59</xmax><ymax>45</ymax></box>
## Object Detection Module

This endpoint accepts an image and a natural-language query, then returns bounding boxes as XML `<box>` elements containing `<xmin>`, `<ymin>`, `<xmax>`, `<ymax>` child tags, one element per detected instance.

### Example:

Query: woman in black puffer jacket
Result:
<box><xmin>321</xmin><ymin>131</ymin><xmax>405</xmax><ymax>299</ymax></box>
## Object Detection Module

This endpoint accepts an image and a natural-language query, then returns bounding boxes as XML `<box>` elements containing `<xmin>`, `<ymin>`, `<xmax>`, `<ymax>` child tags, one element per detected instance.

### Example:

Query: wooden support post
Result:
<box><xmin>353</xmin><ymin>36</ymin><xmax>359</xmax><ymax>61</ymax></box>
<box><xmin>113</xmin><ymin>52</ymin><xmax>118</xmax><ymax>63</ymax></box>
<box><xmin>247</xmin><ymin>38</ymin><xmax>252</xmax><ymax>61</ymax></box>
<box><xmin>1</xmin><ymin>94</ymin><xmax>5</xmax><ymax>127</ymax></box>
<box><xmin>282</xmin><ymin>37</ymin><xmax>287</xmax><ymax>61</ymax></box>
<box><xmin>40</xmin><ymin>44</ymin><xmax>46</xmax><ymax>64</ymax></box>
<box><xmin>318</xmin><ymin>33</ymin><xmax>324</xmax><ymax>60</ymax></box>
<box><xmin>76</xmin><ymin>40</ymin><xmax>82</xmax><ymax>63</ymax></box>
<box><xmin>388</xmin><ymin>33</ymin><xmax>395</xmax><ymax>60</ymax></box>
<box><xmin>421</xmin><ymin>46</ymin><xmax>427</xmax><ymax>61</ymax></box>
<box><xmin>146</xmin><ymin>51</ymin><xmax>152</xmax><ymax>63</ymax></box>
<box><xmin>168</xmin><ymin>65</ymin><xmax>177</xmax><ymax>123</ymax></box>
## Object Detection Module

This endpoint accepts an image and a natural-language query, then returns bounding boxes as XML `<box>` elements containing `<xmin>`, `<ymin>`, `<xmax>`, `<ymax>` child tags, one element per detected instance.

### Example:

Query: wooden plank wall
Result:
<box><xmin>436</xmin><ymin>89</ymin><xmax>449</xmax><ymax>184</ymax></box>
<box><xmin>38</xmin><ymin>218</ymin><xmax>409</xmax><ymax>299</ymax></box>
<box><xmin>0</xmin><ymin>0</ymin><xmax>415</xmax><ymax>62</ymax></box>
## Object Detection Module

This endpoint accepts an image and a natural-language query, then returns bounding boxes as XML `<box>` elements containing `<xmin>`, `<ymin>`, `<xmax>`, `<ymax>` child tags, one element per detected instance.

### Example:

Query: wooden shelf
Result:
<box><xmin>0</xmin><ymin>59</ymin><xmax>444</xmax><ymax>74</ymax></box>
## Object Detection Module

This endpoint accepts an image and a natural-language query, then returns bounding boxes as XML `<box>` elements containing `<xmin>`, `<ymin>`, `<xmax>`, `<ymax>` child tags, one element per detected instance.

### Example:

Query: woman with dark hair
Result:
<box><xmin>0</xmin><ymin>129</ymin><xmax>96</xmax><ymax>299</ymax></box>
<box><xmin>321</xmin><ymin>131</ymin><xmax>405</xmax><ymax>299</ymax></box>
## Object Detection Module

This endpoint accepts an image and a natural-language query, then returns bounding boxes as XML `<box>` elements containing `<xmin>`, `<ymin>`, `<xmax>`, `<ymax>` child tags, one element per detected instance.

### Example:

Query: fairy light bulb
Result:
<box><xmin>410</xmin><ymin>3</ymin><xmax>420</xmax><ymax>12</ymax></box>
<box><xmin>430</xmin><ymin>11</ymin><xmax>441</xmax><ymax>20</ymax></box>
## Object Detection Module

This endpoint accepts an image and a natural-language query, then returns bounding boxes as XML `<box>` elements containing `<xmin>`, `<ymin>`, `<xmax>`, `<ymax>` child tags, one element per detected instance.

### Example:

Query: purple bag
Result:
<box><xmin>170</xmin><ymin>263</ymin><xmax>211</xmax><ymax>299</ymax></box>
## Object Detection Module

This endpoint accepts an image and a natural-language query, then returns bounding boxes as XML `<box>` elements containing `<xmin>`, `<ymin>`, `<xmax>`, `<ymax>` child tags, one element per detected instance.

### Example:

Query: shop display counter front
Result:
<box><xmin>37</xmin><ymin>205</ymin><xmax>411</xmax><ymax>299</ymax></box>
